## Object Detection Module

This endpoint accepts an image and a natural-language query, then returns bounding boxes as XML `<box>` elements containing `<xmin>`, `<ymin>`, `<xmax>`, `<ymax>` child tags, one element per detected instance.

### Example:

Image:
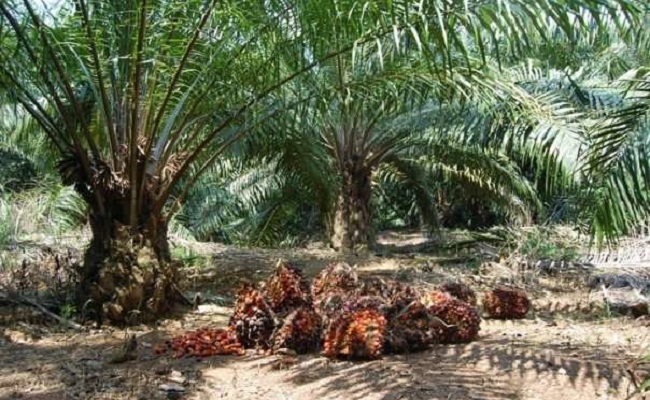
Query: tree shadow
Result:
<box><xmin>277</xmin><ymin>336</ymin><xmax>634</xmax><ymax>400</ymax></box>
<box><xmin>0</xmin><ymin>318</ymin><xmax>642</xmax><ymax>400</ymax></box>
<box><xmin>281</xmin><ymin>353</ymin><xmax>518</xmax><ymax>400</ymax></box>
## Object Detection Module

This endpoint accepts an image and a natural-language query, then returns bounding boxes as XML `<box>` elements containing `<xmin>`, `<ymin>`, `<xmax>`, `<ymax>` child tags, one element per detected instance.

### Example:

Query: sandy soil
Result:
<box><xmin>1</xmin><ymin>233</ymin><xmax>649</xmax><ymax>400</ymax></box>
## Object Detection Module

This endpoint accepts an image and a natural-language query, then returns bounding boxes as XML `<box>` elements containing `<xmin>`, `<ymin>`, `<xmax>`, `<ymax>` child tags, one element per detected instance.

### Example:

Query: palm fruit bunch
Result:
<box><xmin>342</xmin><ymin>295</ymin><xmax>388</xmax><ymax>312</ymax></box>
<box><xmin>382</xmin><ymin>280</ymin><xmax>418</xmax><ymax>314</ymax></box>
<box><xmin>157</xmin><ymin>326</ymin><xmax>244</xmax><ymax>358</ymax></box>
<box><xmin>359</xmin><ymin>276</ymin><xmax>388</xmax><ymax>297</ymax></box>
<box><xmin>374</xmin><ymin>281</ymin><xmax>436</xmax><ymax>353</ymax></box>
<box><xmin>229</xmin><ymin>282</ymin><xmax>275</xmax><ymax>349</ymax></box>
<box><xmin>322</xmin><ymin>296</ymin><xmax>387</xmax><ymax>359</ymax></box>
<box><xmin>420</xmin><ymin>289</ymin><xmax>453</xmax><ymax>307</ymax></box>
<box><xmin>312</xmin><ymin>289</ymin><xmax>354</xmax><ymax>325</ymax></box>
<box><xmin>359</xmin><ymin>278</ymin><xmax>416</xmax><ymax>306</ymax></box>
<box><xmin>439</xmin><ymin>281</ymin><xmax>477</xmax><ymax>305</ymax></box>
<box><xmin>321</xmin><ymin>294</ymin><xmax>388</xmax><ymax>327</ymax></box>
<box><xmin>311</xmin><ymin>261</ymin><xmax>360</xmax><ymax>298</ymax></box>
<box><xmin>312</xmin><ymin>262</ymin><xmax>361</xmax><ymax>326</ymax></box>
<box><xmin>271</xmin><ymin>306</ymin><xmax>322</xmax><ymax>354</ymax></box>
<box><xmin>428</xmin><ymin>298</ymin><xmax>481</xmax><ymax>344</ymax></box>
<box><xmin>359</xmin><ymin>278</ymin><xmax>435</xmax><ymax>353</ymax></box>
<box><xmin>265</xmin><ymin>260</ymin><xmax>311</xmax><ymax>314</ymax></box>
<box><xmin>384</xmin><ymin>300</ymin><xmax>436</xmax><ymax>353</ymax></box>
<box><xmin>482</xmin><ymin>288</ymin><xmax>531</xmax><ymax>319</ymax></box>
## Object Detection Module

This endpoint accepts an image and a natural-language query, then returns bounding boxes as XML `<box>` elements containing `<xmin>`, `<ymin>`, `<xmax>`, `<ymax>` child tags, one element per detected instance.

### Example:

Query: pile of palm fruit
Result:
<box><xmin>158</xmin><ymin>260</ymin><xmax>531</xmax><ymax>360</ymax></box>
<box><xmin>155</xmin><ymin>326</ymin><xmax>244</xmax><ymax>357</ymax></box>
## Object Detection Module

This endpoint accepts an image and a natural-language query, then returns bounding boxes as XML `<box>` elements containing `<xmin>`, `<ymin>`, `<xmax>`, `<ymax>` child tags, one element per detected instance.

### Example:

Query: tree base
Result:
<box><xmin>329</xmin><ymin>162</ymin><xmax>373</xmax><ymax>254</ymax></box>
<box><xmin>83</xmin><ymin>237</ymin><xmax>182</xmax><ymax>325</ymax></box>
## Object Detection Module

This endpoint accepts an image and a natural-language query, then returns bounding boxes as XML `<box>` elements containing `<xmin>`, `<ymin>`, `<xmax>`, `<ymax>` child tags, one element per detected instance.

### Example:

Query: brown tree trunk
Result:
<box><xmin>330</xmin><ymin>159</ymin><xmax>373</xmax><ymax>253</ymax></box>
<box><xmin>79</xmin><ymin>204</ymin><xmax>181</xmax><ymax>326</ymax></box>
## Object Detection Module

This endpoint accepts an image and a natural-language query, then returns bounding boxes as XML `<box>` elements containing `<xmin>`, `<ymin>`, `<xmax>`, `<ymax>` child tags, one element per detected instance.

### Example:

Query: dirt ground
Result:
<box><xmin>1</xmin><ymin>231</ymin><xmax>649</xmax><ymax>400</ymax></box>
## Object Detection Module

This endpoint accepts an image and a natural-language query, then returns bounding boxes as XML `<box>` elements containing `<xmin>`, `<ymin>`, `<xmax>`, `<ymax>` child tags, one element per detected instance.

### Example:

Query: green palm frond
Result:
<box><xmin>1</xmin><ymin>0</ymin><xmax>647</xmax><ymax>248</ymax></box>
<box><xmin>377</xmin><ymin>157</ymin><xmax>439</xmax><ymax>231</ymax></box>
<box><xmin>45</xmin><ymin>183</ymin><xmax>88</xmax><ymax>232</ymax></box>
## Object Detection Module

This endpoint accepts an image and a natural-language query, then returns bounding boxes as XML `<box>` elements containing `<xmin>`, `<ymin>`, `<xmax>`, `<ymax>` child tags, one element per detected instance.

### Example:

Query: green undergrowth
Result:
<box><xmin>483</xmin><ymin>226</ymin><xmax>584</xmax><ymax>261</ymax></box>
<box><xmin>0</xmin><ymin>182</ymin><xmax>87</xmax><ymax>247</ymax></box>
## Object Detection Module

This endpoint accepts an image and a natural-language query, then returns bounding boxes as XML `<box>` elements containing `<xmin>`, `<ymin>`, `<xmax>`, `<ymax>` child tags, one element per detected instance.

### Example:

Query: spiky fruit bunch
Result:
<box><xmin>482</xmin><ymin>288</ymin><xmax>531</xmax><ymax>319</ymax></box>
<box><xmin>311</xmin><ymin>262</ymin><xmax>360</xmax><ymax>298</ymax></box>
<box><xmin>370</xmin><ymin>280</ymin><xmax>419</xmax><ymax>322</ymax></box>
<box><xmin>322</xmin><ymin>303</ymin><xmax>387</xmax><ymax>360</ymax></box>
<box><xmin>428</xmin><ymin>299</ymin><xmax>481</xmax><ymax>344</ymax></box>
<box><xmin>440</xmin><ymin>282</ymin><xmax>477</xmax><ymax>305</ymax></box>
<box><xmin>340</xmin><ymin>295</ymin><xmax>388</xmax><ymax>313</ymax></box>
<box><xmin>385</xmin><ymin>300</ymin><xmax>436</xmax><ymax>353</ymax></box>
<box><xmin>383</xmin><ymin>280</ymin><xmax>417</xmax><ymax>308</ymax></box>
<box><xmin>359</xmin><ymin>276</ymin><xmax>388</xmax><ymax>297</ymax></box>
<box><xmin>313</xmin><ymin>289</ymin><xmax>355</xmax><ymax>323</ymax></box>
<box><xmin>420</xmin><ymin>290</ymin><xmax>453</xmax><ymax>307</ymax></box>
<box><xmin>159</xmin><ymin>326</ymin><xmax>244</xmax><ymax>358</ymax></box>
<box><xmin>359</xmin><ymin>278</ymin><xmax>418</xmax><ymax>308</ymax></box>
<box><xmin>265</xmin><ymin>260</ymin><xmax>311</xmax><ymax>314</ymax></box>
<box><xmin>271</xmin><ymin>306</ymin><xmax>322</xmax><ymax>354</ymax></box>
<box><xmin>229</xmin><ymin>282</ymin><xmax>275</xmax><ymax>349</ymax></box>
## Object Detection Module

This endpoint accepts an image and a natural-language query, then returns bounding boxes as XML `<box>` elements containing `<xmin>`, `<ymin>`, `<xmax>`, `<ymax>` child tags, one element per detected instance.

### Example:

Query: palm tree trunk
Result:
<box><xmin>330</xmin><ymin>160</ymin><xmax>373</xmax><ymax>252</ymax></box>
<box><xmin>79</xmin><ymin>192</ymin><xmax>182</xmax><ymax>326</ymax></box>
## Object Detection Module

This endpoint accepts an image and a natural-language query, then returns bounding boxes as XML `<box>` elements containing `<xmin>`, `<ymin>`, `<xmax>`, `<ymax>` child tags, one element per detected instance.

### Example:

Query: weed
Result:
<box><xmin>495</xmin><ymin>226</ymin><xmax>583</xmax><ymax>262</ymax></box>
<box><xmin>464</xmin><ymin>256</ymin><xmax>483</xmax><ymax>274</ymax></box>
<box><xmin>60</xmin><ymin>304</ymin><xmax>77</xmax><ymax>319</ymax></box>
<box><xmin>0</xmin><ymin>183</ymin><xmax>86</xmax><ymax>246</ymax></box>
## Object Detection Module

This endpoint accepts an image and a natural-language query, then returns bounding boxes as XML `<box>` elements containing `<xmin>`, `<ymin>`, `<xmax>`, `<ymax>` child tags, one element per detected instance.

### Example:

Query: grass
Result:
<box><xmin>0</xmin><ymin>183</ymin><xmax>87</xmax><ymax>247</ymax></box>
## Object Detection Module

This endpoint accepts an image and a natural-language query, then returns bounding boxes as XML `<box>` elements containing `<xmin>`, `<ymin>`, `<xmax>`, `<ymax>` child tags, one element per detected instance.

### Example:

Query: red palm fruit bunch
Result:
<box><xmin>313</xmin><ymin>289</ymin><xmax>352</xmax><ymax>319</ymax></box>
<box><xmin>482</xmin><ymin>288</ymin><xmax>531</xmax><ymax>319</ymax></box>
<box><xmin>311</xmin><ymin>262</ymin><xmax>360</xmax><ymax>298</ymax></box>
<box><xmin>271</xmin><ymin>306</ymin><xmax>322</xmax><ymax>354</ymax></box>
<box><xmin>428</xmin><ymin>298</ymin><xmax>481</xmax><ymax>344</ymax></box>
<box><xmin>157</xmin><ymin>326</ymin><xmax>244</xmax><ymax>358</ymax></box>
<box><xmin>229</xmin><ymin>282</ymin><xmax>276</xmax><ymax>349</ymax></box>
<box><xmin>322</xmin><ymin>296</ymin><xmax>387</xmax><ymax>359</ymax></box>
<box><xmin>363</xmin><ymin>279</ymin><xmax>419</xmax><ymax>321</ymax></box>
<box><xmin>420</xmin><ymin>289</ymin><xmax>453</xmax><ymax>307</ymax></box>
<box><xmin>342</xmin><ymin>295</ymin><xmax>388</xmax><ymax>313</ymax></box>
<box><xmin>384</xmin><ymin>300</ymin><xmax>436</xmax><ymax>353</ymax></box>
<box><xmin>440</xmin><ymin>282</ymin><xmax>477</xmax><ymax>306</ymax></box>
<box><xmin>265</xmin><ymin>260</ymin><xmax>312</xmax><ymax>314</ymax></box>
<box><xmin>361</xmin><ymin>278</ymin><xmax>435</xmax><ymax>352</ymax></box>
<box><xmin>359</xmin><ymin>276</ymin><xmax>388</xmax><ymax>297</ymax></box>
<box><xmin>382</xmin><ymin>280</ymin><xmax>418</xmax><ymax>313</ymax></box>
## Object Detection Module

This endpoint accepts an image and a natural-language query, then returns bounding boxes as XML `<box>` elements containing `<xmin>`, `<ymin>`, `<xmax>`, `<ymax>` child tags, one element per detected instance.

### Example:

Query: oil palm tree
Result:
<box><xmin>233</xmin><ymin>1</ymin><xmax>646</xmax><ymax>252</ymax></box>
<box><xmin>464</xmin><ymin>15</ymin><xmax>650</xmax><ymax>244</ymax></box>
<box><xmin>0</xmin><ymin>0</ymin><xmax>643</xmax><ymax>322</ymax></box>
<box><xmin>0</xmin><ymin>0</ymin><xmax>439</xmax><ymax>323</ymax></box>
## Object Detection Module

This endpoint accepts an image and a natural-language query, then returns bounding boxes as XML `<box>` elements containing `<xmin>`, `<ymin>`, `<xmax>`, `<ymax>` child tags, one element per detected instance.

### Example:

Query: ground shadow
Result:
<box><xmin>276</xmin><ymin>336</ymin><xmax>635</xmax><ymax>400</ymax></box>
